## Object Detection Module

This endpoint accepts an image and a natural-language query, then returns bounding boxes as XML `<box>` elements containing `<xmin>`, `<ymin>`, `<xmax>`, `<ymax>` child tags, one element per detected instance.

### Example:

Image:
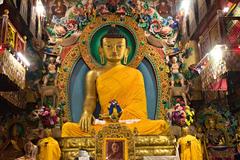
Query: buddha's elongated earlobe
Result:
<box><xmin>100</xmin><ymin>55</ymin><xmax>105</xmax><ymax>64</ymax></box>
<box><xmin>123</xmin><ymin>48</ymin><xmax>129</xmax><ymax>65</ymax></box>
<box><xmin>99</xmin><ymin>47</ymin><xmax>105</xmax><ymax>64</ymax></box>
<box><xmin>123</xmin><ymin>55</ymin><xmax>128</xmax><ymax>64</ymax></box>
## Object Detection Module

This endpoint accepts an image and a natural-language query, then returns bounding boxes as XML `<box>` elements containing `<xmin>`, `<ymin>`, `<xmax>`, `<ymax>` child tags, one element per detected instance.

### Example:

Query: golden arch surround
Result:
<box><xmin>57</xmin><ymin>15</ymin><xmax>170</xmax><ymax>120</ymax></box>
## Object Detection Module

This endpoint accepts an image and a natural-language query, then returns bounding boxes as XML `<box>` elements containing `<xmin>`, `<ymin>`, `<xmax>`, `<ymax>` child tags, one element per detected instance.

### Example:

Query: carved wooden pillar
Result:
<box><xmin>0</xmin><ymin>9</ymin><xmax>9</xmax><ymax>44</ymax></box>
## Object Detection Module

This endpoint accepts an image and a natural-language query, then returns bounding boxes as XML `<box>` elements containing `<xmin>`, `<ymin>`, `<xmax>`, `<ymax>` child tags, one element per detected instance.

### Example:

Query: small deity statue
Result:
<box><xmin>235</xmin><ymin>143</ymin><xmax>240</xmax><ymax>159</ymax></box>
<box><xmin>0</xmin><ymin>123</ymin><xmax>25</xmax><ymax>159</ymax></box>
<box><xmin>205</xmin><ymin>118</ymin><xmax>226</xmax><ymax>146</ymax></box>
<box><xmin>10</xmin><ymin>123</ymin><xmax>24</xmax><ymax>152</ymax></box>
<box><xmin>196</xmin><ymin>126</ymin><xmax>207</xmax><ymax>157</ymax></box>
<box><xmin>43</xmin><ymin>55</ymin><xmax>61</xmax><ymax>86</ymax></box>
<box><xmin>99</xmin><ymin>100</ymin><xmax>123</xmax><ymax>122</ymax></box>
<box><xmin>196</xmin><ymin>126</ymin><xmax>204</xmax><ymax>142</ymax></box>
<box><xmin>156</xmin><ymin>0</ymin><xmax>171</xmax><ymax>17</ymax></box>
<box><xmin>234</xmin><ymin>127</ymin><xmax>240</xmax><ymax>144</ymax></box>
<box><xmin>16</xmin><ymin>140</ymin><xmax>38</xmax><ymax>160</ymax></box>
<box><xmin>167</xmin><ymin>56</ymin><xmax>185</xmax><ymax>87</ymax></box>
<box><xmin>178</xmin><ymin>126</ymin><xmax>203</xmax><ymax>160</ymax></box>
<box><xmin>106</xmin><ymin>0</ymin><xmax>120</xmax><ymax>13</ymax></box>
<box><xmin>51</xmin><ymin>0</ymin><xmax>67</xmax><ymax>18</ymax></box>
<box><xmin>29</xmin><ymin>105</ymin><xmax>41</xmax><ymax>121</ymax></box>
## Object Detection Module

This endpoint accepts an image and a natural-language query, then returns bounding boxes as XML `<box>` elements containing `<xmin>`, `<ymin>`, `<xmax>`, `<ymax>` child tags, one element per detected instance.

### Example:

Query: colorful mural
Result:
<box><xmin>43</xmin><ymin>0</ymin><xmax>179</xmax><ymax>56</ymax></box>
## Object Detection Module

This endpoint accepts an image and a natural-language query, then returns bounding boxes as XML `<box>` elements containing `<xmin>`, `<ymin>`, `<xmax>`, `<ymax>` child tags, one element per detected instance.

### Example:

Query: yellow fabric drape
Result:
<box><xmin>97</xmin><ymin>65</ymin><xmax>147</xmax><ymax>119</ymax></box>
<box><xmin>62</xmin><ymin>65</ymin><xmax>168</xmax><ymax>137</ymax></box>
<box><xmin>38</xmin><ymin>137</ymin><xmax>61</xmax><ymax>160</ymax></box>
<box><xmin>178</xmin><ymin>135</ymin><xmax>203</xmax><ymax>160</ymax></box>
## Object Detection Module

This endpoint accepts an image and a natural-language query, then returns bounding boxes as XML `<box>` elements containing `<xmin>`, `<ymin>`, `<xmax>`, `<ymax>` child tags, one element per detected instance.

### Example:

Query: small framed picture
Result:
<box><xmin>104</xmin><ymin>138</ymin><xmax>127</xmax><ymax>160</ymax></box>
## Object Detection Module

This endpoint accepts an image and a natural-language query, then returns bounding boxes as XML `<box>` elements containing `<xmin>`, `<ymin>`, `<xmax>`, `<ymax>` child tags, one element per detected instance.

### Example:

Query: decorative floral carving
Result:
<box><xmin>95</xmin><ymin>123</ymin><xmax>136</xmax><ymax>160</ymax></box>
<box><xmin>0</xmin><ymin>50</ymin><xmax>26</xmax><ymax>89</ymax></box>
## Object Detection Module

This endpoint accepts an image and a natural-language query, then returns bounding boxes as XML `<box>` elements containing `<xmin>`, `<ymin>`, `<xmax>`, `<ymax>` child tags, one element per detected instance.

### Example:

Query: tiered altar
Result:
<box><xmin>60</xmin><ymin>124</ymin><xmax>177</xmax><ymax>160</ymax></box>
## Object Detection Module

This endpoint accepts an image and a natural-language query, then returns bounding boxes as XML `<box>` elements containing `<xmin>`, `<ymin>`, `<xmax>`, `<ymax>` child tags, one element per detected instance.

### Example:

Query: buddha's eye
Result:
<box><xmin>117</xmin><ymin>45</ymin><xmax>122</xmax><ymax>48</ymax></box>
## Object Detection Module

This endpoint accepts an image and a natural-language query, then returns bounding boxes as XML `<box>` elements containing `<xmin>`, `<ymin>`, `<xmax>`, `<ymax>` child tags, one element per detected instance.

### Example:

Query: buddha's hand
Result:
<box><xmin>79</xmin><ymin>112</ymin><xmax>94</xmax><ymax>132</ymax></box>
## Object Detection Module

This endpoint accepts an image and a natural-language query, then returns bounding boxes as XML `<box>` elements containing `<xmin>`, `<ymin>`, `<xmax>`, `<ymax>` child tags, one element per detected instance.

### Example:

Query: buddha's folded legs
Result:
<box><xmin>62</xmin><ymin>122</ymin><xmax>91</xmax><ymax>137</ymax></box>
<box><xmin>62</xmin><ymin>120</ymin><xmax>168</xmax><ymax>137</ymax></box>
<box><xmin>130</xmin><ymin>119</ymin><xmax>169</xmax><ymax>135</ymax></box>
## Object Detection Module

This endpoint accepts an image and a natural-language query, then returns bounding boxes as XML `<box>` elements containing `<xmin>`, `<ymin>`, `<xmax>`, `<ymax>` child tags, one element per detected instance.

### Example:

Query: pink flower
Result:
<box><xmin>180</xmin><ymin>101</ymin><xmax>185</xmax><ymax>105</ymax></box>
<box><xmin>50</xmin><ymin>118</ymin><xmax>54</xmax><ymax>125</ymax></box>
<box><xmin>181</xmin><ymin>111</ymin><xmax>186</xmax><ymax>118</ymax></box>
<box><xmin>176</xmin><ymin>98</ymin><xmax>181</xmax><ymax>102</ymax></box>
<box><xmin>66</xmin><ymin>19</ymin><xmax>78</xmax><ymax>31</ymax></box>
<box><xmin>54</xmin><ymin>24</ymin><xmax>67</xmax><ymax>37</ymax></box>
<box><xmin>182</xmin><ymin>106</ymin><xmax>186</xmax><ymax>110</ymax></box>
<box><xmin>38</xmin><ymin>105</ymin><xmax>63</xmax><ymax>128</ymax></box>
<box><xmin>174</xmin><ymin>103</ymin><xmax>181</xmax><ymax>110</ymax></box>
<box><xmin>43</xmin><ymin>111</ymin><xmax>49</xmax><ymax>116</ymax></box>
<box><xmin>179</xmin><ymin>118</ymin><xmax>185</xmax><ymax>125</ymax></box>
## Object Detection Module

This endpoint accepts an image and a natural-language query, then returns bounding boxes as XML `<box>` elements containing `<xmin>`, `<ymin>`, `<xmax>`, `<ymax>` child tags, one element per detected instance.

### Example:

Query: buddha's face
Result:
<box><xmin>100</xmin><ymin>38</ymin><xmax>128</xmax><ymax>63</ymax></box>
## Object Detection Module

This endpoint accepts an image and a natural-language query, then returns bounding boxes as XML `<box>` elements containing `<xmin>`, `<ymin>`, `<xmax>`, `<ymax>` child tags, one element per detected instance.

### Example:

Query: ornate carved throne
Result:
<box><xmin>57</xmin><ymin>15</ymin><xmax>176</xmax><ymax>160</ymax></box>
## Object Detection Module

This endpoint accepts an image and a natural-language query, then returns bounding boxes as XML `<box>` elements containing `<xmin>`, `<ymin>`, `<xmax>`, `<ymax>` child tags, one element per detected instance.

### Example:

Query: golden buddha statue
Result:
<box><xmin>235</xmin><ymin>127</ymin><xmax>240</xmax><ymax>144</ymax></box>
<box><xmin>62</xmin><ymin>26</ymin><xmax>168</xmax><ymax>137</ymax></box>
<box><xmin>205</xmin><ymin>118</ymin><xmax>226</xmax><ymax>146</ymax></box>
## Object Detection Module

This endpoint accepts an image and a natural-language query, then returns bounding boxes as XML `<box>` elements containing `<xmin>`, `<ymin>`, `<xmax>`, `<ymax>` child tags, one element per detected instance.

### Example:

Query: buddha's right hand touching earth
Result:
<box><xmin>79</xmin><ymin>111</ymin><xmax>94</xmax><ymax>132</ymax></box>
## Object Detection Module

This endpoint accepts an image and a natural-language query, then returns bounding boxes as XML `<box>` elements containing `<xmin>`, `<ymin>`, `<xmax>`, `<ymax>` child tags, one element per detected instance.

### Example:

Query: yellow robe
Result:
<box><xmin>62</xmin><ymin>65</ymin><xmax>168</xmax><ymax>137</ymax></box>
<box><xmin>178</xmin><ymin>135</ymin><xmax>203</xmax><ymax>160</ymax></box>
<box><xmin>38</xmin><ymin>137</ymin><xmax>61</xmax><ymax>160</ymax></box>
